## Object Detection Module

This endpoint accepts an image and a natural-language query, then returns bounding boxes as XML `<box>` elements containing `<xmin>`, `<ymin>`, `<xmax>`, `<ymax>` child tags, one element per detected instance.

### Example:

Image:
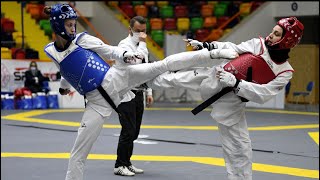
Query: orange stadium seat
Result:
<box><xmin>134</xmin><ymin>5</ymin><xmax>148</xmax><ymax>17</ymax></box>
<box><xmin>150</xmin><ymin>18</ymin><xmax>163</xmax><ymax>30</ymax></box>
<box><xmin>203</xmin><ymin>16</ymin><xmax>217</xmax><ymax>29</ymax></box>
<box><xmin>201</xmin><ymin>4</ymin><xmax>213</xmax><ymax>17</ymax></box>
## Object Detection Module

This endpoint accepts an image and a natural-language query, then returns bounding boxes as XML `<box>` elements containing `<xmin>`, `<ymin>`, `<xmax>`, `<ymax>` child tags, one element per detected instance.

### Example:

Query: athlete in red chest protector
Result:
<box><xmin>149</xmin><ymin>17</ymin><xmax>304</xmax><ymax>180</ymax></box>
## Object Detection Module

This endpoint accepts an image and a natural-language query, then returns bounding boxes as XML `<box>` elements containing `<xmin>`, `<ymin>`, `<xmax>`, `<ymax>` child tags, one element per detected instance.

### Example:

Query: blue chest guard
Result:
<box><xmin>59</xmin><ymin>47</ymin><xmax>110</xmax><ymax>95</ymax></box>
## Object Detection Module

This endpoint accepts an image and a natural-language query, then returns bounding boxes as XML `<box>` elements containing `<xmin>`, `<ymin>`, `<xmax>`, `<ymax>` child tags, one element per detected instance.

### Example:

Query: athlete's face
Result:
<box><xmin>266</xmin><ymin>25</ymin><xmax>283</xmax><ymax>45</ymax></box>
<box><xmin>64</xmin><ymin>19</ymin><xmax>76</xmax><ymax>36</ymax></box>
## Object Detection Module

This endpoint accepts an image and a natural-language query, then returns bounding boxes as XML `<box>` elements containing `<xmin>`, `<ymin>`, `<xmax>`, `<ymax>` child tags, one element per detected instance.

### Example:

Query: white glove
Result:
<box><xmin>183</xmin><ymin>39</ymin><xmax>203</xmax><ymax>50</ymax></box>
<box><xmin>216</xmin><ymin>67</ymin><xmax>237</xmax><ymax>87</ymax></box>
<box><xmin>123</xmin><ymin>51</ymin><xmax>144</xmax><ymax>64</ymax></box>
<box><xmin>210</xmin><ymin>49</ymin><xmax>239</xmax><ymax>59</ymax></box>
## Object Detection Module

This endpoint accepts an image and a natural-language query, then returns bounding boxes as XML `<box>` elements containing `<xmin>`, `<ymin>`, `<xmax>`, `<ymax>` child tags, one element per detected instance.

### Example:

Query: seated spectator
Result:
<box><xmin>24</xmin><ymin>61</ymin><xmax>50</xmax><ymax>93</ymax></box>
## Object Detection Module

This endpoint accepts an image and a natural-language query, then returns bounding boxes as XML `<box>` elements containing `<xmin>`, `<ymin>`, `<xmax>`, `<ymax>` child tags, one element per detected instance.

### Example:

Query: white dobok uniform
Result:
<box><xmin>44</xmin><ymin>32</ymin><xmax>224</xmax><ymax>180</ymax></box>
<box><xmin>148</xmin><ymin>37</ymin><xmax>293</xmax><ymax>180</ymax></box>
<box><xmin>115</xmin><ymin>35</ymin><xmax>152</xmax><ymax>101</ymax></box>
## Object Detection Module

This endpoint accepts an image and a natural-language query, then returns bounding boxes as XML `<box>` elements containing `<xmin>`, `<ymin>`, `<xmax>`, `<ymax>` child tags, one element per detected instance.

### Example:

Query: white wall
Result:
<box><xmin>272</xmin><ymin>1</ymin><xmax>319</xmax><ymax>17</ymax></box>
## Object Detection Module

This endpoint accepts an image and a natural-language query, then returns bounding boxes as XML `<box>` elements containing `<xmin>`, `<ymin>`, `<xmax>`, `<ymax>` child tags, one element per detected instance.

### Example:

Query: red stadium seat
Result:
<box><xmin>163</xmin><ymin>18</ymin><xmax>176</xmax><ymax>30</ymax></box>
<box><xmin>1</xmin><ymin>18</ymin><xmax>15</xmax><ymax>32</ymax></box>
<box><xmin>195</xmin><ymin>28</ymin><xmax>210</xmax><ymax>42</ymax></box>
<box><xmin>174</xmin><ymin>5</ymin><xmax>188</xmax><ymax>18</ymax></box>
<box><xmin>120</xmin><ymin>4</ymin><xmax>135</xmax><ymax>18</ymax></box>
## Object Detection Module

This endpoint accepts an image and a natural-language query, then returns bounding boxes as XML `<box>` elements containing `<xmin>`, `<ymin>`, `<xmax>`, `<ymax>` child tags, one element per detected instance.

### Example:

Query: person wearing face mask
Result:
<box><xmin>112</xmin><ymin>16</ymin><xmax>154</xmax><ymax>176</ymax></box>
<box><xmin>24</xmin><ymin>61</ymin><xmax>50</xmax><ymax>93</ymax></box>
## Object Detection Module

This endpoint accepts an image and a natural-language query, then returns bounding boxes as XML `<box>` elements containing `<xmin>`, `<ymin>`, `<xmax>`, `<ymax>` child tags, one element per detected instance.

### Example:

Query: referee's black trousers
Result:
<box><xmin>115</xmin><ymin>90</ymin><xmax>144</xmax><ymax>168</ymax></box>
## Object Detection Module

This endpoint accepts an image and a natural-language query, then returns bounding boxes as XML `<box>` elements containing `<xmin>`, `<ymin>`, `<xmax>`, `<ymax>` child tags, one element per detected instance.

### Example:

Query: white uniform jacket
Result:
<box><xmin>209</xmin><ymin>37</ymin><xmax>293</xmax><ymax>126</ymax></box>
<box><xmin>115</xmin><ymin>35</ymin><xmax>152</xmax><ymax>101</ymax></box>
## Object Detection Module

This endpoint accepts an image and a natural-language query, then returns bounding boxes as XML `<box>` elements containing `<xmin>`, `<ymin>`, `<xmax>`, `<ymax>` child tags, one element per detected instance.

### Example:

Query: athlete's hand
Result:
<box><xmin>183</xmin><ymin>39</ymin><xmax>203</xmax><ymax>50</ymax></box>
<box><xmin>123</xmin><ymin>51</ymin><xmax>144</xmax><ymax>64</ymax></box>
<box><xmin>216</xmin><ymin>67</ymin><xmax>237</xmax><ymax>87</ymax></box>
<box><xmin>139</xmin><ymin>32</ymin><xmax>147</xmax><ymax>42</ymax></box>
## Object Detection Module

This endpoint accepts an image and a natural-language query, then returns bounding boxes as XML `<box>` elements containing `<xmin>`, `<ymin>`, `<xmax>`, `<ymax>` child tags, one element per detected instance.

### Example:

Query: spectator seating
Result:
<box><xmin>163</xmin><ymin>18</ymin><xmax>177</xmax><ymax>30</ymax></box>
<box><xmin>194</xmin><ymin>28</ymin><xmax>210</xmax><ymax>42</ymax></box>
<box><xmin>188</xmin><ymin>5</ymin><xmax>201</xmax><ymax>18</ymax></box>
<box><xmin>151</xmin><ymin>30</ymin><xmax>164</xmax><ymax>47</ymax></box>
<box><xmin>160</xmin><ymin>5</ymin><xmax>174</xmax><ymax>18</ymax></box>
<box><xmin>174</xmin><ymin>5</ymin><xmax>188</xmax><ymax>18</ymax></box>
<box><xmin>214</xmin><ymin>3</ymin><xmax>228</xmax><ymax>17</ymax></box>
<box><xmin>190</xmin><ymin>17</ymin><xmax>203</xmax><ymax>31</ymax></box>
<box><xmin>1</xmin><ymin>47</ymin><xmax>12</xmax><ymax>59</ymax></box>
<box><xmin>239</xmin><ymin>2</ymin><xmax>252</xmax><ymax>19</ymax></box>
<box><xmin>105</xmin><ymin>1</ymin><xmax>262</xmax><ymax>49</ymax></box>
<box><xmin>1</xmin><ymin>31</ymin><xmax>15</xmax><ymax>48</ymax></box>
<box><xmin>120</xmin><ymin>4</ymin><xmax>135</xmax><ymax>18</ymax></box>
<box><xmin>177</xmin><ymin>18</ymin><xmax>190</xmax><ymax>33</ymax></box>
<box><xmin>1</xmin><ymin>18</ymin><xmax>15</xmax><ymax>33</ymax></box>
<box><xmin>150</xmin><ymin>18</ymin><xmax>163</xmax><ymax>30</ymax></box>
<box><xmin>148</xmin><ymin>5</ymin><xmax>159</xmax><ymax>18</ymax></box>
<box><xmin>134</xmin><ymin>5</ymin><xmax>148</xmax><ymax>17</ymax></box>
<box><xmin>156</xmin><ymin>1</ymin><xmax>169</xmax><ymax>8</ymax></box>
<box><xmin>11</xmin><ymin>47</ymin><xmax>26</xmax><ymax>59</ymax></box>
<box><xmin>201</xmin><ymin>4</ymin><xmax>213</xmax><ymax>17</ymax></box>
<box><xmin>132</xmin><ymin>1</ymin><xmax>143</xmax><ymax>6</ymax></box>
<box><xmin>144</xmin><ymin>1</ymin><xmax>155</xmax><ymax>6</ymax></box>
<box><xmin>12</xmin><ymin>31</ymin><xmax>26</xmax><ymax>48</ymax></box>
<box><xmin>203</xmin><ymin>16</ymin><xmax>217</xmax><ymax>29</ymax></box>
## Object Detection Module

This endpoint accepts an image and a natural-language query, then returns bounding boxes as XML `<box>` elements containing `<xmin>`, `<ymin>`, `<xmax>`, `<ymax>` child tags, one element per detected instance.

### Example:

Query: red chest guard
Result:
<box><xmin>223</xmin><ymin>53</ymin><xmax>276</xmax><ymax>84</ymax></box>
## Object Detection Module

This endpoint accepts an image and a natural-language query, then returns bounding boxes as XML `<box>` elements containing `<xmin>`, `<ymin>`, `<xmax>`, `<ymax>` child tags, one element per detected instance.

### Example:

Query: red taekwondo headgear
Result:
<box><xmin>271</xmin><ymin>17</ymin><xmax>304</xmax><ymax>49</ymax></box>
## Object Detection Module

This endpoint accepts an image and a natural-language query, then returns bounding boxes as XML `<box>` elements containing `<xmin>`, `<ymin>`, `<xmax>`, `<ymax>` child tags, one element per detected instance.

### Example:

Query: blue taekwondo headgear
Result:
<box><xmin>49</xmin><ymin>4</ymin><xmax>78</xmax><ymax>41</ymax></box>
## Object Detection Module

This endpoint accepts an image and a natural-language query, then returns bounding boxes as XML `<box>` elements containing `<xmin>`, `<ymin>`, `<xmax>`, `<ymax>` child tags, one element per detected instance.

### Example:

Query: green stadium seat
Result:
<box><xmin>160</xmin><ymin>5</ymin><xmax>174</xmax><ymax>18</ymax></box>
<box><xmin>39</xmin><ymin>19</ymin><xmax>50</xmax><ymax>30</ymax></box>
<box><xmin>214</xmin><ymin>3</ymin><xmax>228</xmax><ymax>17</ymax></box>
<box><xmin>132</xmin><ymin>1</ymin><xmax>143</xmax><ymax>6</ymax></box>
<box><xmin>190</xmin><ymin>17</ymin><xmax>203</xmax><ymax>31</ymax></box>
<box><xmin>151</xmin><ymin>30</ymin><xmax>164</xmax><ymax>47</ymax></box>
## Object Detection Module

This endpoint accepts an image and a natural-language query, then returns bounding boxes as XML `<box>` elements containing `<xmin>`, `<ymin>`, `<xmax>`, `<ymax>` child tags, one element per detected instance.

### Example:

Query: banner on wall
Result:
<box><xmin>1</xmin><ymin>59</ymin><xmax>59</xmax><ymax>93</ymax></box>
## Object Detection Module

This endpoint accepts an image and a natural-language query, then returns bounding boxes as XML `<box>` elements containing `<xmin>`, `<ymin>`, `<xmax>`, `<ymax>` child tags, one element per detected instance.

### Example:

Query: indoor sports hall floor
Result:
<box><xmin>1</xmin><ymin>103</ymin><xmax>319</xmax><ymax>180</ymax></box>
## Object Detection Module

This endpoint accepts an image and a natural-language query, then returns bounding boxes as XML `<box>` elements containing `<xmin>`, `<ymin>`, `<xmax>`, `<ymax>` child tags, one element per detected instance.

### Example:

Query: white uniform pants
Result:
<box><xmin>65</xmin><ymin>49</ymin><xmax>214</xmax><ymax>180</ymax></box>
<box><xmin>218</xmin><ymin>116</ymin><xmax>252</xmax><ymax>180</ymax></box>
<box><xmin>65</xmin><ymin>105</ymin><xmax>108</xmax><ymax>180</ymax></box>
<box><xmin>147</xmin><ymin>68</ymin><xmax>253</xmax><ymax>180</ymax></box>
